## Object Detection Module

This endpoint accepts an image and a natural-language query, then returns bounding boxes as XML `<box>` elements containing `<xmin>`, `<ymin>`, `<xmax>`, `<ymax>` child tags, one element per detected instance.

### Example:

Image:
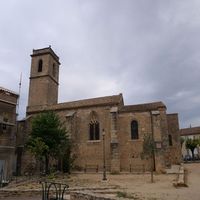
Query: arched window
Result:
<box><xmin>131</xmin><ymin>120</ymin><xmax>139</xmax><ymax>140</ymax></box>
<box><xmin>89</xmin><ymin>111</ymin><xmax>100</xmax><ymax>140</ymax></box>
<box><xmin>168</xmin><ymin>134</ymin><xmax>173</xmax><ymax>146</ymax></box>
<box><xmin>89</xmin><ymin>121</ymin><xmax>100</xmax><ymax>140</ymax></box>
<box><xmin>53</xmin><ymin>63</ymin><xmax>56</xmax><ymax>77</ymax></box>
<box><xmin>38</xmin><ymin>59</ymin><xmax>43</xmax><ymax>72</ymax></box>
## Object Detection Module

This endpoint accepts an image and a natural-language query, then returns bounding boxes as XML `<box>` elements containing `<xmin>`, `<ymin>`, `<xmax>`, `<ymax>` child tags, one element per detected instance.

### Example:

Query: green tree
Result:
<box><xmin>27</xmin><ymin>137</ymin><xmax>49</xmax><ymax>172</ymax></box>
<box><xmin>56</xmin><ymin>135</ymin><xmax>75</xmax><ymax>173</ymax></box>
<box><xmin>185</xmin><ymin>138</ymin><xmax>199</xmax><ymax>160</ymax></box>
<box><xmin>142</xmin><ymin>133</ymin><xmax>156</xmax><ymax>183</ymax></box>
<box><xmin>26</xmin><ymin>111</ymin><xmax>71</xmax><ymax>174</ymax></box>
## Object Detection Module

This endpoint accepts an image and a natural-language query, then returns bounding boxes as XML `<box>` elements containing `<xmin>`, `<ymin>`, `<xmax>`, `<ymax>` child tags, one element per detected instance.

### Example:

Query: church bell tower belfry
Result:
<box><xmin>27</xmin><ymin>46</ymin><xmax>60</xmax><ymax>109</ymax></box>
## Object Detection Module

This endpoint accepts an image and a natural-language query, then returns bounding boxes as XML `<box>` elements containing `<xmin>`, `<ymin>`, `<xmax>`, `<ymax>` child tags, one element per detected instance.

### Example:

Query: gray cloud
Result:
<box><xmin>0</xmin><ymin>0</ymin><xmax>200</xmax><ymax>128</ymax></box>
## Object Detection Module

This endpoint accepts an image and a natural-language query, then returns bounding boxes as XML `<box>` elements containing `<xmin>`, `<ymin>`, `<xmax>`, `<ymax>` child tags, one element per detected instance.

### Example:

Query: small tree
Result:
<box><xmin>185</xmin><ymin>138</ymin><xmax>199</xmax><ymax>160</ymax></box>
<box><xmin>142</xmin><ymin>133</ymin><xmax>156</xmax><ymax>183</ymax></box>
<box><xmin>26</xmin><ymin>137</ymin><xmax>49</xmax><ymax>172</ymax></box>
<box><xmin>56</xmin><ymin>136</ymin><xmax>75</xmax><ymax>173</ymax></box>
<box><xmin>26</xmin><ymin>111</ymin><xmax>71</xmax><ymax>174</ymax></box>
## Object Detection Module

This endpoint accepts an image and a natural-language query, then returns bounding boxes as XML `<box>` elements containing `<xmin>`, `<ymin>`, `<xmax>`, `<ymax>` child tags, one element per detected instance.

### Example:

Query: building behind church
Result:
<box><xmin>0</xmin><ymin>87</ymin><xmax>18</xmax><ymax>179</ymax></box>
<box><xmin>180</xmin><ymin>126</ymin><xmax>200</xmax><ymax>160</ymax></box>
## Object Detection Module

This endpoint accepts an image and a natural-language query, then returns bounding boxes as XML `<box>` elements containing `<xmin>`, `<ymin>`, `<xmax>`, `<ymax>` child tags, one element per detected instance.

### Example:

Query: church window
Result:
<box><xmin>89</xmin><ymin>121</ymin><xmax>100</xmax><ymax>140</ymax></box>
<box><xmin>131</xmin><ymin>120</ymin><xmax>139</xmax><ymax>140</ymax></box>
<box><xmin>53</xmin><ymin>63</ymin><xmax>56</xmax><ymax>77</ymax></box>
<box><xmin>2</xmin><ymin>124</ymin><xmax>6</xmax><ymax>130</ymax></box>
<box><xmin>38</xmin><ymin>59</ymin><xmax>43</xmax><ymax>72</ymax></box>
<box><xmin>89</xmin><ymin>111</ymin><xmax>100</xmax><ymax>140</ymax></box>
<box><xmin>168</xmin><ymin>134</ymin><xmax>173</xmax><ymax>146</ymax></box>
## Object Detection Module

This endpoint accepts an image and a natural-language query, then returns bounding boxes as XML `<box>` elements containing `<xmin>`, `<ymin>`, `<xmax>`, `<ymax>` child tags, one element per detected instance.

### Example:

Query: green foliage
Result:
<box><xmin>26</xmin><ymin>137</ymin><xmax>49</xmax><ymax>161</ymax></box>
<box><xmin>26</xmin><ymin>111</ymin><xmax>71</xmax><ymax>174</ymax></box>
<box><xmin>30</xmin><ymin>111</ymin><xmax>68</xmax><ymax>156</ymax></box>
<box><xmin>116</xmin><ymin>191</ymin><xmax>135</xmax><ymax>199</ymax></box>
<box><xmin>142</xmin><ymin>133</ymin><xmax>156</xmax><ymax>183</ymax></box>
<box><xmin>185</xmin><ymin>138</ymin><xmax>200</xmax><ymax>159</ymax></box>
<box><xmin>142</xmin><ymin>133</ymin><xmax>156</xmax><ymax>159</ymax></box>
<box><xmin>62</xmin><ymin>143</ymin><xmax>76</xmax><ymax>173</ymax></box>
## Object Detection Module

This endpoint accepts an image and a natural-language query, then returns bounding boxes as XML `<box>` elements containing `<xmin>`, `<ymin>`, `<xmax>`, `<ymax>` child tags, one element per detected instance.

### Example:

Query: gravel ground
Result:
<box><xmin>1</xmin><ymin>163</ymin><xmax>200</xmax><ymax>200</ymax></box>
<box><xmin>0</xmin><ymin>195</ymin><xmax>41</xmax><ymax>200</ymax></box>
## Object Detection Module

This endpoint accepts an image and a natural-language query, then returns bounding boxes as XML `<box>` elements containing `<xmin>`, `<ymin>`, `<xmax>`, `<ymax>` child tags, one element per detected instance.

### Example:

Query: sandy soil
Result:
<box><xmin>1</xmin><ymin>163</ymin><xmax>200</xmax><ymax>200</ymax></box>
<box><xmin>66</xmin><ymin>163</ymin><xmax>200</xmax><ymax>200</ymax></box>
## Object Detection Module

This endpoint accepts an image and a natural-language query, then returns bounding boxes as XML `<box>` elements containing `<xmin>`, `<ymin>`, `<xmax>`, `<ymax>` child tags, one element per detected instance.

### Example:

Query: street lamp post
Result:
<box><xmin>102</xmin><ymin>129</ymin><xmax>107</xmax><ymax>181</ymax></box>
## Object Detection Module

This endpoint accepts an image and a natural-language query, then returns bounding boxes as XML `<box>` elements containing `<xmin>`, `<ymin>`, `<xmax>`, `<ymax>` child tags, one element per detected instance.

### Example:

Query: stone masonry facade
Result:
<box><xmin>18</xmin><ymin>47</ymin><xmax>181</xmax><ymax>174</ymax></box>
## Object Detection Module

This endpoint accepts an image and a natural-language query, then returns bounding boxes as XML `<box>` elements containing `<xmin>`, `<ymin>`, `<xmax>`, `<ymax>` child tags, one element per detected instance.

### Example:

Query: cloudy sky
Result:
<box><xmin>0</xmin><ymin>0</ymin><xmax>200</xmax><ymax>128</ymax></box>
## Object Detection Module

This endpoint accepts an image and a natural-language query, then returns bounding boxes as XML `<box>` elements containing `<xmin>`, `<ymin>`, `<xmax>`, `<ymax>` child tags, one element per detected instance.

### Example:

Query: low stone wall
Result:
<box><xmin>70</xmin><ymin>191</ymin><xmax>116</xmax><ymax>200</ymax></box>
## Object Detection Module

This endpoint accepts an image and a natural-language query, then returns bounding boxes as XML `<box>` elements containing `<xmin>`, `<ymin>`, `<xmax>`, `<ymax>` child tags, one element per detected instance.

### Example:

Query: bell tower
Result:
<box><xmin>27</xmin><ymin>46</ymin><xmax>60</xmax><ymax>109</ymax></box>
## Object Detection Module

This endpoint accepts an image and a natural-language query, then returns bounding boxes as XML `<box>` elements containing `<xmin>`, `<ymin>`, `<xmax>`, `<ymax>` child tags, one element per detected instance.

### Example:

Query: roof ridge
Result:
<box><xmin>180</xmin><ymin>126</ymin><xmax>200</xmax><ymax>131</ymax></box>
<box><xmin>0</xmin><ymin>86</ymin><xmax>18</xmax><ymax>96</ymax></box>
<box><xmin>124</xmin><ymin>101</ymin><xmax>164</xmax><ymax>107</ymax></box>
<box><xmin>27</xmin><ymin>93</ymin><xmax>123</xmax><ymax>114</ymax></box>
<box><xmin>57</xmin><ymin>93</ymin><xmax>122</xmax><ymax>105</ymax></box>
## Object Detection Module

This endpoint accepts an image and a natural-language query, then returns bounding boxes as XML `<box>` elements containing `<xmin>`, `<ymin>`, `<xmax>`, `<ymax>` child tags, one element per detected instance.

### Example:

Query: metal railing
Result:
<box><xmin>40</xmin><ymin>181</ymin><xmax>69</xmax><ymax>200</ymax></box>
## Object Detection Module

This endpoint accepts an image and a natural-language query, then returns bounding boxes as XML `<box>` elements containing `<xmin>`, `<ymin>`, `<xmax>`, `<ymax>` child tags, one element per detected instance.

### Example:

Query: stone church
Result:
<box><xmin>17</xmin><ymin>47</ymin><xmax>181</xmax><ymax>174</ymax></box>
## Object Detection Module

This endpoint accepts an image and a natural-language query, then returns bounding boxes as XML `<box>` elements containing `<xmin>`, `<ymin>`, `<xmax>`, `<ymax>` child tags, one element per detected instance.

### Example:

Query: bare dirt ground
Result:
<box><xmin>1</xmin><ymin>163</ymin><xmax>200</xmax><ymax>200</ymax></box>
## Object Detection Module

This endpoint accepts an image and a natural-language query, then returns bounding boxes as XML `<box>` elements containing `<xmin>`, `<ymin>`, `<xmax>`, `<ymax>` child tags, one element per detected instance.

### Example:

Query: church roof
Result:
<box><xmin>27</xmin><ymin>93</ymin><xmax>124</xmax><ymax>113</ymax></box>
<box><xmin>55</xmin><ymin>93</ymin><xmax>123</xmax><ymax>109</ymax></box>
<box><xmin>179</xmin><ymin>126</ymin><xmax>200</xmax><ymax>136</ymax></box>
<box><xmin>120</xmin><ymin>101</ymin><xmax>166</xmax><ymax>113</ymax></box>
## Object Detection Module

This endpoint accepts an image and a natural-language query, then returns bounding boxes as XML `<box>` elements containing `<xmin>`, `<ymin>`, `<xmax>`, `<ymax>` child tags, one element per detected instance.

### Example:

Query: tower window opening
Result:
<box><xmin>38</xmin><ymin>59</ymin><xmax>43</xmax><ymax>72</ymax></box>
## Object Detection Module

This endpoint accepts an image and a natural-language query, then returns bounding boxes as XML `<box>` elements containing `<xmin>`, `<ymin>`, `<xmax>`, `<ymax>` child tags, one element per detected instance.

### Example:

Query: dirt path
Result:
<box><xmin>1</xmin><ymin>163</ymin><xmax>200</xmax><ymax>200</ymax></box>
<box><xmin>68</xmin><ymin>163</ymin><xmax>200</xmax><ymax>200</ymax></box>
<box><xmin>108</xmin><ymin>163</ymin><xmax>200</xmax><ymax>200</ymax></box>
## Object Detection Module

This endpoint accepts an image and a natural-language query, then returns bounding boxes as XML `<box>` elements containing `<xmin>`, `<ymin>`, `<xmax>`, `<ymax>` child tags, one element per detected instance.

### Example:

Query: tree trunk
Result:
<box><xmin>45</xmin><ymin>155</ymin><xmax>49</xmax><ymax>174</ymax></box>
<box><xmin>191</xmin><ymin>149</ymin><xmax>195</xmax><ymax>160</ymax></box>
<box><xmin>151</xmin><ymin>156</ymin><xmax>154</xmax><ymax>183</ymax></box>
<box><xmin>57</xmin><ymin>157</ymin><xmax>63</xmax><ymax>172</ymax></box>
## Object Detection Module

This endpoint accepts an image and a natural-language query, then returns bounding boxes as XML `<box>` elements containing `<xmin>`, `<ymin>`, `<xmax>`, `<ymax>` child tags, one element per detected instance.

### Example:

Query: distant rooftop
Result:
<box><xmin>180</xmin><ymin>126</ymin><xmax>200</xmax><ymax>136</ymax></box>
<box><xmin>0</xmin><ymin>86</ymin><xmax>18</xmax><ymax>96</ymax></box>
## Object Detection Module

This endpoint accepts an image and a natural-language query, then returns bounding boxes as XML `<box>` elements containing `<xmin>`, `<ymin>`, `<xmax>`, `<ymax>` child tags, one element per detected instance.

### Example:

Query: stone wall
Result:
<box><xmin>118</xmin><ymin>111</ymin><xmax>151</xmax><ymax>171</ymax></box>
<box><xmin>167</xmin><ymin>113</ymin><xmax>181</xmax><ymax>164</ymax></box>
<box><xmin>21</xmin><ymin>103</ymin><xmax>177</xmax><ymax>174</ymax></box>
<box><xmin>57</xmin><ymin>106</ymin><xmax>113</xmax><ymax>172</ymax></box>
